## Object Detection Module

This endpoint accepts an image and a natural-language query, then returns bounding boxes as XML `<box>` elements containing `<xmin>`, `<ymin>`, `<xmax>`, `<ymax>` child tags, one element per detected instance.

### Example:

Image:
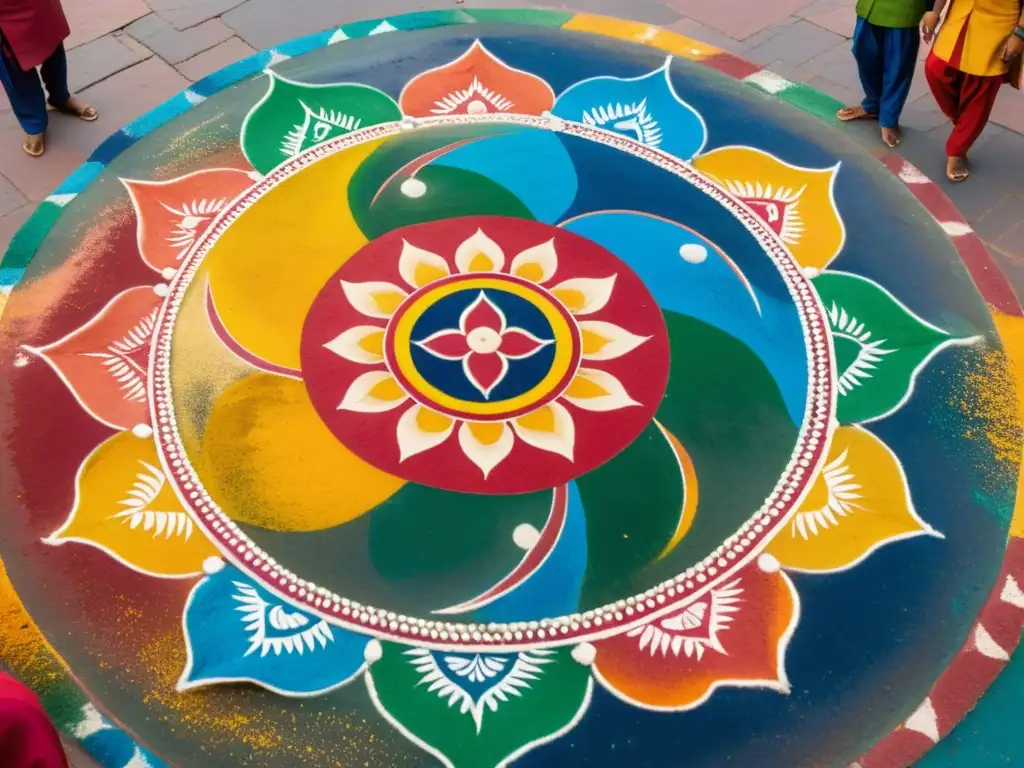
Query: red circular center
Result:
<box><xmin>300</xmin><ymin>216</ymin><xmax>670</xmax><ymax>494</ymax></box>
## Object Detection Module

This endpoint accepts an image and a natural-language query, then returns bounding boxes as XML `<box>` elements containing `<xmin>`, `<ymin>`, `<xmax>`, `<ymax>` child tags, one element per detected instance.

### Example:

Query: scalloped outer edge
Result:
<box><xmin>0</xmin><ymin>9</ymin><xmax>1021</xmax><ymax>768</ymax></box>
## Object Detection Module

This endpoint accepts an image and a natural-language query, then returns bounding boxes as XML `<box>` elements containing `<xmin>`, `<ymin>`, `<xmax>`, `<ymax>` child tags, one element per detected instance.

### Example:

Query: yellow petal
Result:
<box><xmin>324</xmin><ymin>325</ymin><xmax>386</xmax><ymax>364</ymax></box>
<box><xmin>767</xmin><ymin>425</ymin><xmax>940</xmax><ymax>572</ymax></box>
<box><xmin>692</xmin><ymin>146</ymin><xmax>845</xmax><ymax>271</ymax></box>
<box><xmin>205</xmin><ymin>138</ymin><xmax>383</xmax><ymax>370</ymax></box>
<box><xmin>45</xmin><ymin>431</ymin><xmax>218</xmax><ymax>578</ymax></box>
<box><xmin>562</xmin><ymin>368</ymin><xmax>639</xmax><ymax>411</ymax></box>
<box><xmin>579</xmin><ymin>320</ymin><xmax>650</xmax><ymax>361</ymax></box>
<box><xmin>199</xmin><ymin>373</ymin><xmax>405</xmax><ymax>531</ymax></box>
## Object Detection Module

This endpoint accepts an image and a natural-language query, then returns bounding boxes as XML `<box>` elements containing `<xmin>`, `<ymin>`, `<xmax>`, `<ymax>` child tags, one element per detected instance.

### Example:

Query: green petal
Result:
<box><xmin>241</xmin><ymin>72</ymin><xmax>401</xmax><ymax>174</ymax></box>
<box><xmin>367</xmin><ymin>641</ymin><xmax>593</xmax><ymax>768</ymax></box>
<box><xmin>813</xmin><ymin>271</ymin><xmax>977</xmax><ymax>424</ymax></box>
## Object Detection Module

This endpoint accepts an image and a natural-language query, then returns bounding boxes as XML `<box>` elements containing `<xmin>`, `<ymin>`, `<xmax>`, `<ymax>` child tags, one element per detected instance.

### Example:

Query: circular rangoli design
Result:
<box><xmin>0</xmin><ymin>11</ymin><xmax>1021</xmax><ymax>768</ymax></box>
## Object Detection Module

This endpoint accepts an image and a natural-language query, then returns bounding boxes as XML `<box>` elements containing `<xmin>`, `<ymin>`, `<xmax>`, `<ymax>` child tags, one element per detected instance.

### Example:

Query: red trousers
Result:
<box><xmin>0</xmin><ymin>673</ymin><xmax>68</xmax><ymax>768</ymax></box>
<box><xmin>924</xmin><ymin>18</ymin><xmax>1004</xmax><ymax>157</ymax></box>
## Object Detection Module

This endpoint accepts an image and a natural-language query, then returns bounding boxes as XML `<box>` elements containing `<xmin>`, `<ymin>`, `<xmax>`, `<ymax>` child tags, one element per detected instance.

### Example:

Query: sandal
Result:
<box><xmin>50</xmin><ymin>96</ymin><xmax>98</xmax><ymax>122</ymax></box>
<box><xmin>837</xmin><ymin>105</ymin><xmax>878</xmax><ymax>122</ymax></box>
<box><xmin>946</xmin><ymin>156</ymin><xmax>970</xmax><ymax>183</ymax></box>
<box><xmin>881</xmin><ymin>126</ymin><xmax>902</xmax><ymax>148</ymax></box>
<box><xmin>22</xmin><ymin>134</ymin><xmax>45</xmax><ymax>157</ymax></box>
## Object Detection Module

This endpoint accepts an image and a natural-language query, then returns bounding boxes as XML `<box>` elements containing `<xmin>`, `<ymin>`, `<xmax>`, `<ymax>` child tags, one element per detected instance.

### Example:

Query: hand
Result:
<box><xmin>1003</xmin><ymin>33</ymin><xmax>1024</xmax><ymax>61</ymax></box>
<box><xmin>921</xmin><ymin>11</ymin><xmax>939</xmax><ymax>43</ymax></box>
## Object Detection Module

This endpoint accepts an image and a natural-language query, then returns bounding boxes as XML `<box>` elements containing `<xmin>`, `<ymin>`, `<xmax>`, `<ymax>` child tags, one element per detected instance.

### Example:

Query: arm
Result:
<box><xmin>920</xmin><ymin>0</ymin><xmax>948</xmax><ymax>44</ymax></box>
<box><xmin>1002</xmin><ymin>3</ymin><xmax>1024</xmax><ymax>60</ymax></box>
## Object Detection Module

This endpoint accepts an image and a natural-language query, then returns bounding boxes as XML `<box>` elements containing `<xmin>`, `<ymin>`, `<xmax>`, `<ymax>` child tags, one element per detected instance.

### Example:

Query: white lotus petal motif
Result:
<box><xmin>340</xmin><ymin>280</ymin><xmax>408</xmax><ymax>319</ymax></box>
<box><xmin>323</xmin><ymin>325</ymin><xmax>386</xmax><ymax>364</ymax></box>
<box><xmin>397</xmin><ymin>404</ymin><xmax>455</xmax><ymax>461</ymax></box>
<box><xmin>578</xmin><ymin>320</ymin><xmax>650</xmax><ymax>361</ymax></box>
<box><xmin>455</xmin><ymin>229</ymin><xmax>505</xmax><ymax>274</ymax></box>
<box><xmin>338</xmin><ymin>371</ymin><xmax>409</xmax><ymax>413</ymax></box>
<box><xmin>457</xmin><ymin>422</ymin><xmax>514</xmax><ymax>477</ymax></box>
<box><xmin>562</xmin><ymin>368</ymin><xmax>640</xmax><ymax>412</ymax></box>
<box><xmin>510</xmin><ymin>239</ymin><xmax>558</xmax><ymax>283</ymax></box>
<box><xmin>550</xmin><ymin>275</ymin><xmax>617</xmax><ymax>315</ymax></box>
<box><xmin>398</xmin><ymin>240</ymin><xmax>450</xmax><ymax>289</ymax></box>
<box><xmin>511</xmin><ymin>401</ymin><xmax>575</xmax><ymax>461</ymax></box>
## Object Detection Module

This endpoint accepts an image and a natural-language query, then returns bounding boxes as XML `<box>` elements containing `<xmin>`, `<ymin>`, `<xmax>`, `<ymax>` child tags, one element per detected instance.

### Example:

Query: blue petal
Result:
<box><xmin>472</xmin><ymin>481</ymin><xmax>587</xmax><ymax>623</ymax></box>
<box><xmin>553</xmin><ymin>57</ymin><xmax>707</xmax><ymax>161</ymax></box>
<box><xmin>179</xmin><ymin>563</ymin><xmax>371</xmax><ymax>696</ymax></box>
<box><xmin>432</xmin><ymin>129</ymin><xmax>578</xmax><ymax>223</ymax></box>
<box><xmin>561</xmin><ymin>211</ymin><xmax>807</xmax><ymax>423</ymax></box>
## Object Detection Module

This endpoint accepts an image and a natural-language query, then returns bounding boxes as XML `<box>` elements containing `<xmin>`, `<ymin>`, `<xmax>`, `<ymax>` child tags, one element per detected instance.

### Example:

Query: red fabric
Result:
<box><xmin>0</xmin><ymin>0</ymin><xmax>69</xmax><ymax>71</ymax></box>
<box><xmin>926</xmin><ymin>17</ymin><xmax>1004</xmax><ymax>157</ymax></box>
<box><xmin>0</xmin><ymin>672</ymin><xmax>69</xmax><ymax>768</ymax></box>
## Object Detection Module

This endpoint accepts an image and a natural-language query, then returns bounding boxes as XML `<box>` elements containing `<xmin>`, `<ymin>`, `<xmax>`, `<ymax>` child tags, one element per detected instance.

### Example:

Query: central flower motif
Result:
<box><xmin>416</xmin><ymin>290</ymin><xmax>553</xmax><ymax>399</ymax></box>
<box><xmin>300</xmin><ymin>216</ymin><xmax>671</xmax><ymax>494</ymax></box>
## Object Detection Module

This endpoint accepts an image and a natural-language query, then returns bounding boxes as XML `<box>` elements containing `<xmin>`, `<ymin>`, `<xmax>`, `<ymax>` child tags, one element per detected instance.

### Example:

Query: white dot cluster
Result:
<box><xmin>148</xmin><ymin>114</ymin><xmax>836</xmax><ymax>650</ymax></box>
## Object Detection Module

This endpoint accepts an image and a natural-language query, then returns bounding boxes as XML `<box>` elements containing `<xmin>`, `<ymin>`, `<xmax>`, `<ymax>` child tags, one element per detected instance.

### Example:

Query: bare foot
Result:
<box><xmin>836</xmin><ymin>105</ymin><xmax>878</xmax><ymax>121</ymax></box>
<box><xmin>52</xmin><ymin>96</ymin><xmax>98</xmax><ymax>122</ymax></box>
<box><xmin>881</xmin><ymin>126</ymin><xmax>902</xmax><ymax>148</ymax></box>
<box><xmin>946</xmin><ymin>156</ymin><xmax>970</xmax><ymax>183</ymax></box>
<box><xmin>22</xmin><ymin>133</ymin><xmax>45</xmax><ymax>157</ymax></box>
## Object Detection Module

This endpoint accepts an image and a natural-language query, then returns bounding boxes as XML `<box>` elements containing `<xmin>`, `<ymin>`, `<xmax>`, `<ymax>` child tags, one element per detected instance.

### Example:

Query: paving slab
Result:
<box><xmin>146</xmin><ymin>0</ymin><xmax>249</xmax><ymax>31</ymax></box>
<box><xmin>661</xmin><ymin>0</ymin><xmax>815</xmax><ymax>41</ymax></box>
<box><xmin>125</xmin><ymin>14</ymin><xmax>235</xmax><ymax>64</ymax></box>
<box><xmin>66</xmin><ymin>33</ymin><xmax>152</xmax><ymax>93</ymax></box>
<box><xmin>0</xmin><ymin>57</ymin><xmax>189</xmax><ymax>203</ymax></box>
<box><xmin>745</xmin><ymin>18</ymin><xmax>846</xmax><ymax>66</ymax></box>
<box><xmin>663</xmin><ymin>17</ymin><xmax>749</xmax><ymax>54</ymax></box>
<box><xmin>575</xmin><ymin>0</ymin><xmax>682</xmax><ymax>25</ymax></box>
<box><xmin>63</xmin><ymin>0</ymin><xmax>150</xmax><ymax>49</ymax></box>
<box><xmin>175</xmin><ymin>36</ymin><xmax>257</xmax><ymax>80</ymax></box>
<box><xmin>802</xmin><ymin>5</ymin><xmax>856</xmax><ymax>37</ymax></box>
<box><xmin>0</xmin><ymin>174</ymin><xmax>28</xmax><ymax>219</ymax></box>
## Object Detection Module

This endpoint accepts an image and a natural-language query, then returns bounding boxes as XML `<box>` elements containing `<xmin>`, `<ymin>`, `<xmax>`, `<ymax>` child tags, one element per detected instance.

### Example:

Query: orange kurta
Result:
<box><xmin>935</xmin><ymin>0</ymin><xmax>1022</xmax><ymax>79</ymax></box>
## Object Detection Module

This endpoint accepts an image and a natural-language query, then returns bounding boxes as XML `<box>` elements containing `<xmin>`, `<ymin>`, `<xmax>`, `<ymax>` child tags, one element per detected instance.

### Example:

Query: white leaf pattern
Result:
<box><xmin>109</xmin><ymin>460</ymin><xmax>194</xmax><ymax>540</ymax></box>
<box><xmin>81</xmin><ymin>307</ymin><xmax>158</xmax><ymax>404</ymax></box>
<box><xmin>626</xmin><ymin>580</ymin><xmax>743</xmax><ymax>660</ymax></box>
<box><xmin>790</xmin><ymin>449</ymin><xmax>864</xmax><ymax>540</ymax></box>
<box><xmin>232</xmin><ymin>582</ymin><xmax>334</xmax><ymax>658</ymax></box>
<box><xmin>580</xmin><ymin>98</ymin><xmax>663</xmax><ymax>147</ymax></box>
<box><xmin>828</xmin><ymin>302</ymin><xmax>897</xmax><ymax>396</ymax></box>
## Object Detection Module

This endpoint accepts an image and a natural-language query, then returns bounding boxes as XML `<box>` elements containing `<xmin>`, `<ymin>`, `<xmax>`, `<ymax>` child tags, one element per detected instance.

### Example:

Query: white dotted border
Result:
<box><xmin>148</xmin><ymin>113</ymin><xmax>836</xmax><ymax>649</ymax></box>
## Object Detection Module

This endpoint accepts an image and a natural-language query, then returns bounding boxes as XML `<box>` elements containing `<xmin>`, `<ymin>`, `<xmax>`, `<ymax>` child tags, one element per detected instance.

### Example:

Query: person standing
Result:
<box><xmin>922</xmin><ymin>0</ymin><xmax>1024</xmax><ymax>181</ymax></box>
<box><xmin>0</xmin><ymin>0</ymin><xmax>97</xmax><ymax>158</ymax></box>
<box><xmin>837</xmin><ymin>0</ymin><xmax>929</xmax><ymax>147</ymax></box>
<box><xmin>0</xmin><ymin>672</ymin><xmax>69</xmax><ymax>768</ymax></box>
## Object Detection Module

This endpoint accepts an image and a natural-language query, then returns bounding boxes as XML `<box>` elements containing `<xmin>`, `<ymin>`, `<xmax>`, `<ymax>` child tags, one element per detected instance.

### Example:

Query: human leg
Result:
<box><xmin>0</xmin><ymin>38</ymin><xmax>49</xmax><ymax>139</ymax></box>
<box><xmin>40</xmin><ymin>43</ymin><xmax>97</xmax><ymax>121</ymax></box>
<box><xmin>946</xmin><ymin>73</ymin><xmax>1002</xmax><ymax>157</ymax></box>
<box><xmin>839</xmin><ymin>18</ymin><xmax>883</xmax><ymax>120</ymax></box>
<box><xmin>877</xmin><ymin>26</ymin><xmax>921</xmax><ymax>145</ymax></box>
<box><xmin>924</xmin><ymin>50</ymin><xmax>961</xmax><ymax>123</ymax></box>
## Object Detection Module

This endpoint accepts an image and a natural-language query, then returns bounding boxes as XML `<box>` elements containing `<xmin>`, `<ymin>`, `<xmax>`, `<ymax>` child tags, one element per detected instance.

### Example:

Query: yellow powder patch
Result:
<box><xmin>416</xmin><ymin>407</ymin><xmax>452</xmax><ymax>433</ymax></box>
<box><xmin>358</xmin><ymin>330</ymin><xmax>384</xmax><ymax>358</ymax></box>
<box><xmin>469</xmin><ymin>421</ymin><xmax>505</xmax><ymax>445</ymax></box>
<box><xmin>371</xmin><ymin>290</ymin><xmax>406</xmax><ymax>316</ymax></box>
<box><xmin>552</xmin><ymin>288</ymin><xmax>586</xmax><ymax>313</ymax></box>
<box><xmin>516</xmin><ymin>405</ymin><xmax>555</xmax><ymax>432</ymax></box>
<box><xmin>991</xmin><ymin>311</ymin><xmax>1024</xmax><ymax>538</ymax></box>
<box><xmin>561</xmin><ymin>14</ymin><xmax>718</xmax><ymax>60</ymax></box>
<box><xmin>564</xmin><ymin>374</ymin><xmax>608</xmax><ymax>400</ymax></box>
<box><xmin>513</xmin><ymin>263</ymin><xmax>545</xmax><ymax>283</ymax></box>
<box><xmin>581</xmin><ymin>328</ymin><xmax>610</xmax><ymax>357</ymax></box>
<box><xmin>467</xmin><ymin>253</ymin><xmax>493</xmax><ymax>272</ymax></box>
<box><xmin>368</xmin><ymin>375</ymin><xmax>406</xmax><ymax>403</ymax></box>
<box><xmin>413</xmin><ymin>263</ymin><xmax>447</xmax><ymax>287</ymax></box>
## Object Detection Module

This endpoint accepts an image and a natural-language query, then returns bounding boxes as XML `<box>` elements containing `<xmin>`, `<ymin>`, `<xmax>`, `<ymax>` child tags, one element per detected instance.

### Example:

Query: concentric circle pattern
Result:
<box><xmin>0</xmin><ymin>11</ymin><xmax>1021</xmax><ymax>768</ymax></box>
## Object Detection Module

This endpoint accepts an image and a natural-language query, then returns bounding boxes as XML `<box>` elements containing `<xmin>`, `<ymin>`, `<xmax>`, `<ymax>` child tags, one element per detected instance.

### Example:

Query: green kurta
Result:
<box><xmin>856</xmin><ymin>0</ymin><xmax>928</xmax><ymax>28</ymax></box>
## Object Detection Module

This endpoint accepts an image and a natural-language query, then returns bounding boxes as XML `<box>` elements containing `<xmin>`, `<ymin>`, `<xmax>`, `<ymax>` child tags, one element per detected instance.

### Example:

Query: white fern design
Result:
<box><xmin>724</xmin><ymin>180</ymin><xmax>806</xmax><ymax>246</ymax></box>
<box><xmin>281</xmin><ymin>101</ymin><xmax>363</xmax><ymax>157</ymax></box>
<box><xmin>406</xmin><ymin>648</ymin><xmax>554</xmax><ymax>732</ymax></box>
<box><xmin>828</xmin><ymin>302</ymin><xmax>897</xmax><ymax>396</ymax></box>
<box><xmin>790</xmin><ymin>449</ymin><xmax>864</xmax><ymax>540</ymax></box>
<box><xmin>80</xmin><ymin>308</ymin><xmax>158</xmax><ymax>404</ymax></box>
<box><xmin>627</xmin><ymin>579</ymin><xmax>742</xmax><ymax>660</ymax></box>
<box><xmin>581</xmin><ymin>99</ymin><xmax>663</xmax><ymax>147</ymax></box>
<box><xmin>233</xmin><ymin>582</ymin><xmax>334</xmax><ymax>657</ymax></box>
<box><xmin>431</xmin><ymin>77</ymin><xmax>514</xmax><ymax>115</ymax></box>
<box><xmin>161</xmin><ymin>198</ymin><xmax>229</xmax><ymax>261</ymax></box>
<box><xmin>109</xmin><ymin>460</ymin><xmax>194</xmax><ymax>540</ymax></box>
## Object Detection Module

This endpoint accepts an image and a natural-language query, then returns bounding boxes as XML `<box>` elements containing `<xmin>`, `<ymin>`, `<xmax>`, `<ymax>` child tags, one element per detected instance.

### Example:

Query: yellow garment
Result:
<box><xmin>935</xmin><ymin>0</ymin><xmax>1020</xmax><ymax>76</ymax></box>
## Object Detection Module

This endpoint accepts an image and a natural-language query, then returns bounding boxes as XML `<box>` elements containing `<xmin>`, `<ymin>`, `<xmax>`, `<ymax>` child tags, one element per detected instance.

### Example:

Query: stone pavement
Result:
<box><xmin>1</xmin><ymin>0</ymin><xmax>1023</xmax><ymax>296</ymax></box>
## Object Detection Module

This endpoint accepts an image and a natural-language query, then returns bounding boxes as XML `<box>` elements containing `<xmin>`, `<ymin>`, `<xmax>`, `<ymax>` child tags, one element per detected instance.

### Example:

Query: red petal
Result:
<box><xmin>499</xmin><ymin>327</ymin><xmax>548</xmax><ymax>358</ymax></box>
<box><xmin>593</xmin><ymin>558</ymin><xmax>797</xmax><ymax>710</ymax></box>
<box><xmin>418</xmin><ymin>329</ymin><xmax>470</xmax><ymax>360</ymax></box>
<box><xmin>742</xmin><ymin>198</ymin><xmax>788</xmax><ymax>236</ymax></box>
<box><xmin>28</xmin><ymin>286</ymin><xmax>163</xmax><ymax>430</ymax></box>
<box><xmin>464</xmin><ymin>352</ymin><xmax>508</xmax><ymax>397</ymax></box>
<box><xmin>460</xmin><ymin>292</ymin><xmax>505</xmax><ymax>334</ymax></box>
<box><xmin>399</xmin><ymin>40</ymin><xmax>555</xmax><ymax>118</ymax></box>
<box><xmin>123</xmin><ymin>168</ymin><xmax>254</xmax><ymax>272</ymax></box>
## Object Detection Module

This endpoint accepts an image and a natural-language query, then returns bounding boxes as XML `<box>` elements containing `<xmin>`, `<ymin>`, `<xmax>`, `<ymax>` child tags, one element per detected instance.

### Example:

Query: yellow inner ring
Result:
<box><xmin>390</xmin><ymin>277</ymin><xmax>576</xmax><ymax>417</ymax></box>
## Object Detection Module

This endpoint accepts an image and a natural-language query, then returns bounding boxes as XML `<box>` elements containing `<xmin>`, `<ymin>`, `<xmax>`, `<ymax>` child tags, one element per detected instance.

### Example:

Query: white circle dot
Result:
<box><xmin>400</xmin><ymin>177</ymin><xmax>427</xmax><ymax>198</ymax></box>
<box><xmin>467</xmin><ymin>100</ymin><xmax>488</xmax><ymax>115</ymax></box>
<box><xmin>679</xmin><ymin>243</ymin><xmax>708</xmax><ymax>264</ymax></box>
<box><xmin>131</xmin><ymin>423</ymin><xmax>153</xmax><ymax>439</ymax></box>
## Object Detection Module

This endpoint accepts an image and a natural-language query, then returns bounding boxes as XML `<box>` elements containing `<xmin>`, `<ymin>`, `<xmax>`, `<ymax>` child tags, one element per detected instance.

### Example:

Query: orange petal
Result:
<box><xmin>593</xmin><ymin>556</ymin><xmax>797</xmax><ymax>710</ymax></box>
<box><xmin>46</xmin><ymin>430</ymin><xmax>218</xmax><ymax>577</ymax></box>
<box><xmin>399</xmin><ymin>40</ymin><xmax>555</xmax><ymax>117</ymax></box>
<box><xmin>26</xmin><ymin>286</ymin><xmax>164</xmax><ymax>431</ymax></box>
<box><xmin>199</xmin><ymin>373</ymin><xmax>405</xmax><ymax>531</ymax></box>
<box><xmin>123</xmin><ymin>169</ymin><xmax>255</xmax><ymax>274</ymax></box>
